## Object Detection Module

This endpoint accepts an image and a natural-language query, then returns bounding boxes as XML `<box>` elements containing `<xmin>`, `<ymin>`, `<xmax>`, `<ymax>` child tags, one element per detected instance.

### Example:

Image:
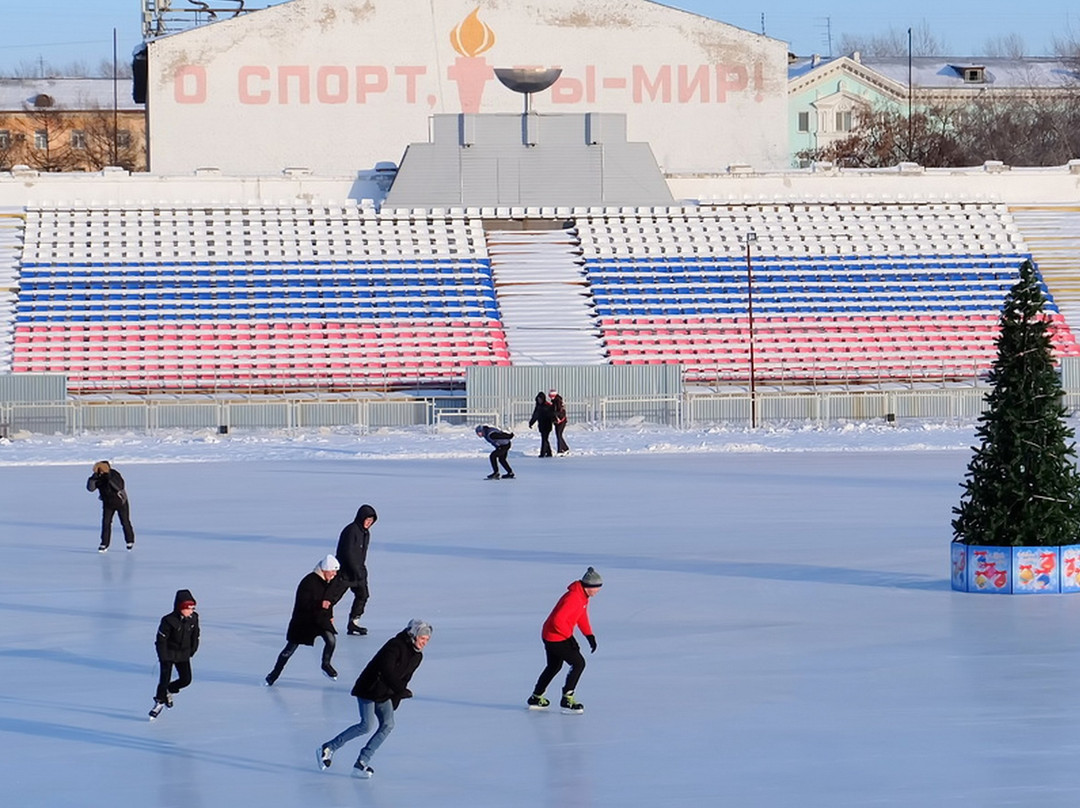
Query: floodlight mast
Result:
<box><xmin>141</xmin><ymin>0</ymin><xmax>251</xmax><ymax>39</ymax></box>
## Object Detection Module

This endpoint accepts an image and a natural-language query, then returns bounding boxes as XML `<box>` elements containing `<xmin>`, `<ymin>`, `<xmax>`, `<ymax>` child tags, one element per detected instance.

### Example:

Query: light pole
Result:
<box><xmin>743</xmin><ymin>229</ymin><xmax>758</xmax><ymax>427</ymax></box>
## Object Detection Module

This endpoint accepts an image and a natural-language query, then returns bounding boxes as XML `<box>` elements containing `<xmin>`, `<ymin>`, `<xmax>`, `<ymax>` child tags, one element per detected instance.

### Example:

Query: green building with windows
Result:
<box><xmin>787</xmin><ymin>55</ymin><xmax>1080</xmax><ymax>167</ymax></box>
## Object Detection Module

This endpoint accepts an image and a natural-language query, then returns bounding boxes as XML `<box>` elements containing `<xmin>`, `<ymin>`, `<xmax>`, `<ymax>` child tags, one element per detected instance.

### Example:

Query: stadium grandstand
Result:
<box><xmin>1</xmin><ymin>0</ymin><xmax>1078</xmax><ymax>422</ymax></box>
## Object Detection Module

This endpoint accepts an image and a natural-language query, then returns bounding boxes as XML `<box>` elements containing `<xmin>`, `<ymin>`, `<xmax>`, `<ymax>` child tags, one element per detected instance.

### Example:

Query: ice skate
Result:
<box><xmin>560</xmin><ymin>691</ymin><xmax>584</xmax><ymax>714</ymax></box>
<box><xmin>321</xmin><ymin>661</ymin><xmax>338</xmax><ymax>680</ymax></box>
<box><xmin>502</xmin><ymin>472</ymin><xmax>515</xmax><ymax>479</ymax></box>
<box><xmin>486</xmin><ymin>472</ymin><xmax>500</xmax><ymax>479</ymax></box>
<box><xmin>527</xmin><ymin>693</ymin><xmax>550</xmax><ymax>710</ymax></box>
<box><xmin>352</xmin><ymin>762</ymin><xmax>375</xmax><ymax>779</ymax></box>
<box><xmin>264</xmin><ymin>671</ymin><xmax>279</xmax><ymax>686</ymax></box>
<box><xmin>347</xmin><ymin>618</ymin><xmax>368</xmax><ymax>636</ymax></box>
<box><xmin>126</xmin><ymin>542</ymin><xmax>135</xmax><ymax>550</ymax></box>
<box><xmin>148</xmin><ymin>701</ymin><xmax>165</xmax><ymax>720</ymax></box>
<box><xmin>317</xmin><ymin>745</ymin><xmax>333</xmax><ymax>770</ymax></box>
<box><xmin>97</xmin><ymin>544</ymin><xmax>107</xmax><ymax>553</ymax></box>
<box><xmin>164</xmin><ymin>693</ymin><xmax>174</xmax><ymax>708</ymax></box>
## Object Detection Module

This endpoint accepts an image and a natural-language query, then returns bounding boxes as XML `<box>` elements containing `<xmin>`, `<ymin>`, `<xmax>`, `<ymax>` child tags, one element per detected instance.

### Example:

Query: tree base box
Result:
<box><xmin>950</xmin><ymin>543</ymin><xmax>967</xmax><ymax>591</ymax></box>
<box><xmin>966</xmin><ymin>545</ymin><xmax>1012</xmax><ymax>593</ymax></box>
<box><xmin>1012</xmin><ymin>546</ymin><xmax>1060</xmax><ymax>594</ymax></box>
<box><xmin>952</xmin><ymin>545</ymin><xmax>1077</xmax><ymax>593</ymax></box>
<box><xmin>1060</xmin><ymin>545</ymin><xmax>1080</xmax><ymax>593</ymax></box>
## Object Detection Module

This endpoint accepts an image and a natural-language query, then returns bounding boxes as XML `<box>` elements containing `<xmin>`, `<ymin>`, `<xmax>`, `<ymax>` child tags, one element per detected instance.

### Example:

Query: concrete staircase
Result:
<box><xmin>1009</xmin><ymin>205</ymin><xmax>1080</xmax><ymax>333</ymax></box>
<box><xmin>0</xmin><ymin>210</ymin><xmax>24</xmax><ymax>374</ymax></box>
<box><xmin>484</xmin><ymin>225</ymin><xmax>607</xmax><ymax>365</ymax></box>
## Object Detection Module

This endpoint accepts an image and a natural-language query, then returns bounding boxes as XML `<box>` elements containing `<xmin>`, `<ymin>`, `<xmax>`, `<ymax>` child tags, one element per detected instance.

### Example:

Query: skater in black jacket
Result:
<box><xmin>150</xmin><ymin>589</ymin><xmax>199</xmax><ymax>719</ymax></box>
<box><xmin>86</xmin><ymin>460</ymin><xmax>135</xmax><ymax>552</ymax></box>
<box><xmin>336</xmin><ymin>504</ymin><xmax>378</xmax><ymax>636</ymax></box>
<box><xmin>528</xmin><ymin>392</ymin><xmax>554</xmax><ymax>458</ymax></box>
<box><xmin>476</xmin><ymin>424</ymin><xmax>514</xmax><ymax>479</ymax></box>
<box><xmin>266</xmin><ymin>554</ymin><xmax>347</xmax><ymax>685</ymax></box>
<box><xmin>317</xmin><ymin>619</ymin><xmax>432</xmax><ymax>778</ymax></box>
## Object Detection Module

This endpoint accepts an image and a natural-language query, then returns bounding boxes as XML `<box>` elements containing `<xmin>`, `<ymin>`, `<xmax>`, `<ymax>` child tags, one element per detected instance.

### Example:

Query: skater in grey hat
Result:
<box><xmin>317</xmin><ymin>619</ymin><xmax>432</xmax><ymax>778</ymax></box>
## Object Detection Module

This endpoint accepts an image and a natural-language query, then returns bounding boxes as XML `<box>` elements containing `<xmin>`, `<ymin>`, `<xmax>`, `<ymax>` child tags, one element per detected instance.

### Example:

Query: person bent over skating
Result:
<box><xmin>150</xmin><ymin>589</ymin><xmax>199</xmax><ymax>719</ymax></box>
<box><xmin>476</xmin><ymin>424</ymin><xmax>514</xmax><ymax>479</ymax></box>
<box><xmin>266</xmin><ymin>554</ymin><xmax>347</xmax><ymax>685</ymax></box>
<box><xmin>317</xmin><ymin>619</ymin><xmax>432</xmax><ymax>778</ymax></box>
<box><xmin>86</xmin><ymin>460</ymin><xmax>135</xmax><ymax>552</ymax></box>
<box><xmin>528</xmin><ymin>567</ymin><xmax>602</xmax><ymax>714</ymax></box>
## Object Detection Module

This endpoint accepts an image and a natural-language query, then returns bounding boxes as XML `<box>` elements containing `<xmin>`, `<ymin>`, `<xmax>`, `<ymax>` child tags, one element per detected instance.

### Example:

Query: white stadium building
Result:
<box><xmin>0</xmin><ymin>0</ymin><xmax>1078</xmax><ymax>431</ymax></box>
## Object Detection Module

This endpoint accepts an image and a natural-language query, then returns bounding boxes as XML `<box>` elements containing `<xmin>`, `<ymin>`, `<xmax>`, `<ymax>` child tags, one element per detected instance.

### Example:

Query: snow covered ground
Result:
<box><xmin>3</xmin><ymin>420</ymin><xmax>1080</xmax><ymax>807</ymax></box>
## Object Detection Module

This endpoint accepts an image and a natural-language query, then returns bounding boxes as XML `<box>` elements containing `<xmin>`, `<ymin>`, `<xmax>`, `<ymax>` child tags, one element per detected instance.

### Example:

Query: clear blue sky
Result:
<box><xmin>1</xmin><ymin>0</ymin><xmax>1077</xmax><ymax>74</ymax></box>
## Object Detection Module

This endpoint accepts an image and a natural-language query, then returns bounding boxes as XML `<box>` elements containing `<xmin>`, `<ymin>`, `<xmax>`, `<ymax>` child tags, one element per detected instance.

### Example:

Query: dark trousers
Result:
<box><xmin>538</xmin><ymin>427</ymin><xmax>553</xmax><ymax>457</ymax></box>
<box><xmin>270</xmin><ymin>631</ymin><xmax>336</xmax><ymax>677</ymax></box>
<box><xmin>489</xmin><ymin>445</ymin><xmax>513</xmax><ymax>474</ymax></box>
<box><xmin>554</xmin><ymin>422</ymin><xmax>569</xmax><ymax>454</ymax></box>
<box><xmin>155</xmin><ymin>659</ymin><xmax>192</xmax><ymax>703</ymax></box>
<box><xmin>533</xmin><ymin>637</ymin><xmax>586</xmax><ymax>696</ymax></box>
<box><xmin>347</xmin><ymin>584</ymin><xmax>368</xmax><ymax>623</ymax></box>
<box><xmin>100</xmin><ymin>500</ymin><xmax>135</xmax><ymax>547</ymax></box>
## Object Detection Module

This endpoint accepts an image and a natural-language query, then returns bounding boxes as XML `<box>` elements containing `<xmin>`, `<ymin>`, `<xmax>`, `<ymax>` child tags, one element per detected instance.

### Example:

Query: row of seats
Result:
<box><xmin>12</xmin><ymin>319</ymin><xmax>512</xmax><ymax>391</ymax></box>
<box><xmin>9</xmin><ymin>201</ymin><xmax>1080</xmax><ymax>392</ymax></box>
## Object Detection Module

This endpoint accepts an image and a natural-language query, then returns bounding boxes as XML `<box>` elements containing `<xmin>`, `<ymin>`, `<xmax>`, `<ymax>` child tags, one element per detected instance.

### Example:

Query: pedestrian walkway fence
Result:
<box><xmin>6</xmin><ymin>385</ymin><xmax>1077</xmax><ymax>436</ymax></box>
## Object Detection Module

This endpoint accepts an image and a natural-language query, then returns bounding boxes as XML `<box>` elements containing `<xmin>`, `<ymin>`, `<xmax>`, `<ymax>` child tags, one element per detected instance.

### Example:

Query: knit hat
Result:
<box><xmin>475</xmin><ymin>424</ymin><xmax>485</xmax><ymax>436</ymax></box>
<box><xmin>93</xmin><ymin>460</ymin><xmax>111</xmax><ymax>474</ymax></box>
<box><xmin>173</xmin><ymin>588</ymin><xmax>196</xmax><ymax>610</ymax></box>
<box><xmin>581</xmin><ymin>567</ymin><xmax>603</xmax><ymax>588</ymax></box>
<box><xmin>406</xmin><ymin>618</ymin><xmax>433</xmax><ymax>640</ymax></box>
<box><xmin>549</xmin><ymin>389</ymin><xmax>558</xmax><ymax>397</ymax></box>
<box><xmin>316</xmin><ymin>554</ymin><xmax>341</xmax><ymax>573</ymax></box>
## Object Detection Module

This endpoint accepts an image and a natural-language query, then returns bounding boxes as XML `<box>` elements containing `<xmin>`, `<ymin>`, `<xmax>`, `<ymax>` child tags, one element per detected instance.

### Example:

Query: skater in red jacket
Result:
<box><xmin>527</xmin><ymin>567</ymin><xmax>602</xmax><ymax>713</ymax></box>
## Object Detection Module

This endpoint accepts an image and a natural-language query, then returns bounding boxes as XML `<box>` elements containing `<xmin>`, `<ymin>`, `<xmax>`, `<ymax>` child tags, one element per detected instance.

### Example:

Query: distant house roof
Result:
<box><xmin>0</xmin><ymin>78</ymin><xmax>143</xmax><ymax>112</ymax></box>
<box><xmin>789</xmin><ymin>56</ymin><xmax>1080</xmax><ymax>90</ymax></box>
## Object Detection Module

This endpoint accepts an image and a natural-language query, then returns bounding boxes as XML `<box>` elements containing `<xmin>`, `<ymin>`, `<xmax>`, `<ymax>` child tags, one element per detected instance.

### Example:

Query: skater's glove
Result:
<box><xmin>586</xmin><ymin>634</ymin><xmax>597</xmax><ymax>653</ymax></box>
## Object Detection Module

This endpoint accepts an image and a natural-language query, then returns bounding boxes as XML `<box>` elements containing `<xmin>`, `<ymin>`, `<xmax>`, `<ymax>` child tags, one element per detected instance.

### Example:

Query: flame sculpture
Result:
<box><xmin>450</xmin><ymin>8</ymin><xmax>496</xmax><ymax>58</ymax></box>
<box><xmin>447</xmin><ymin>8</ymin><xmax>497</xmax><ymax>113</ymax></box>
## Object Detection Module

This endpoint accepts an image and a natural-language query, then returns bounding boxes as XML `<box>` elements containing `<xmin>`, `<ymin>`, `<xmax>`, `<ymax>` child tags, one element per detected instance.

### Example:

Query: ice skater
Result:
<box><xmin>528</xmin><ymin>391</ymin><xmax>554</xmax><ymax>458</ymax></box>
<box><xmin>317</xmin><ymin>619</ymin><xmax>432</xmax><ymax>778</ymax></box>
<box><xmin>336</xmin><ymin>504</ymin><xmax>378</xmax><ymax>636</ymax></box>
<box><xmin>476</xmin><ymin>424</ymin><xmax>515</xmax><ymax>479</ymax></box>
<box><xmin>549</xmin><ymin>390</ymin><xmax>570</xmax><ymax>455</ymax></box>
<box><xmin>266</xmin><ymin>554</ymin><xmax>347</xmax><ymax>685</ymax></box>
<box><xmin>527</xmin><ymin>567</ymin><xmax>602</xmax><ymax>714</ymax></box>
<box><xmin>150</xmin><ymin>589</ymin><xmax>199</xmax><ymax>719</ymax></box>
<box><xmin>86</xmin><ymin>460</ymin><xmax>135</xmax><ymax>552</ymax></box>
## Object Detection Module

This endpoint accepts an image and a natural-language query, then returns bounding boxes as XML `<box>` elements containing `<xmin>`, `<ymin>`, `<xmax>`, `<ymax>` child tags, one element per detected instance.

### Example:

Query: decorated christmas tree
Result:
<box><xmin>952</xmin><ymin>259</ymin><xmax>1080</xmax><ymax>546</ymax></box>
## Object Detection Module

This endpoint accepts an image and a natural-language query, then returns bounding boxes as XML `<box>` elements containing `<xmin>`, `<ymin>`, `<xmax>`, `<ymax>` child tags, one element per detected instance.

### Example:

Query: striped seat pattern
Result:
<box><xmin>12</xmin><ymin>205</ymin><xmax>510</xmax><ymax>391</ymax></box>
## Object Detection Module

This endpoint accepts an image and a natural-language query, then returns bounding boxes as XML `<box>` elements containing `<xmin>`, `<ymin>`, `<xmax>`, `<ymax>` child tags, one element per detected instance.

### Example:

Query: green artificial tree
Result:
<box><xmin>952</xmin><ymin>259</ymin><xmax>1080</xmax><ymax>546</ymax></box>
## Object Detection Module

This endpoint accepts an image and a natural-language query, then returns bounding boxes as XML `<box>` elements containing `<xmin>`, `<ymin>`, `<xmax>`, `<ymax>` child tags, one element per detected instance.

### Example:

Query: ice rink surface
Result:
<box><xmin>3</xmin><ymin>423</ymin><xmax>1079</xmax><ymax>807</ymax></box>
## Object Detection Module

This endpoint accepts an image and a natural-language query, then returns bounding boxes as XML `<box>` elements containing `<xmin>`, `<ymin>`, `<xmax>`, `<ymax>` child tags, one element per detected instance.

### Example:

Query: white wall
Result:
<box><xmin>2</xmin><ymin>163</ymin><xmax>1078</xmax><ymax>208</ymax></box>
<box><xmin>667</xmin><ymin>163</ymin><xmax>1080</xmax><ymax>205</ymax></box>
<box><xmin>145</xmin><ymin>0</ymin><xmax>789</xmax><ymax>175</ymax></box>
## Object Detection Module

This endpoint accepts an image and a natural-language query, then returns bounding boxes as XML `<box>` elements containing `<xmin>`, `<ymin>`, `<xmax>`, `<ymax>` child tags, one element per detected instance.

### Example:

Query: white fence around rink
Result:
<box><xmin>6</xmin><ymin>386</ymin><xmax>1077</xmax><ymax>436</ymax></box>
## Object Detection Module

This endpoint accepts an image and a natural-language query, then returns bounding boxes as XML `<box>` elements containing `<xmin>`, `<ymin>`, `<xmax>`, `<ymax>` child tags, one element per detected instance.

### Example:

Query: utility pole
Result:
<box><xmin>907</xmin><ymin>27</ymin><xmax>914</xmax><ymax>159</ymax></box>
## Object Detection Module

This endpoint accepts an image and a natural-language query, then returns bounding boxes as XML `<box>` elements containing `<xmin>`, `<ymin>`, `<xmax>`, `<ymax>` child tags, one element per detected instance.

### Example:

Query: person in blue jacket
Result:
<box><xmin>476</xmin><ymin>424</ymin><xmax>514</xmax><ymax>479</ymax></box>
